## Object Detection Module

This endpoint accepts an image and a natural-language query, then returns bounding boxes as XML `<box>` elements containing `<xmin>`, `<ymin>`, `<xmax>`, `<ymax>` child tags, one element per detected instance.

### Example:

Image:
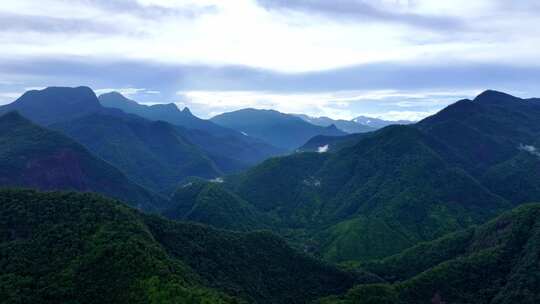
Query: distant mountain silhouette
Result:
<box><xmin>0</xmin><ymin>112</ymin><xmax>166</xmax><ymax>210</ymax></box>
<box><xmin>211</xmin><ymin>108</ymin><xmax>346</xmax><ymax>150</ymax></box>
<box><xmin>0</xmin><ymin>86</ymin><xmax>103</xmax><ymax>125</ymax></box>
<box><xmin>99</xmin><ymin>91</ymin><xmax>284</xmax><ymax>172</ymax></box>
<box><xmin>1</xmin><ymin>87</ymin><xmax>283</xmax><ymax>193</ymax></box>
<box><xmin>294</xmin><ymin>114</ymin><xmax>376</xmax><ymax>134</ymax></box>
<box><xmin>353</xmin><ymin>115</ymin><xmax>414</xmax><ymax>129</ymax></box>
<box><xmin>99</xmin><ymin>91</ymin><xmax>240</xmax><ymax>137</ymax></box>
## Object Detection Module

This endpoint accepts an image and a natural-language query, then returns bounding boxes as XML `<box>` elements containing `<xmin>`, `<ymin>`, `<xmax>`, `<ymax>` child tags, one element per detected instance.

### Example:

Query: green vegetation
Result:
<box><xmin>222</xmin><ymin>124</ymin><xmax>508</xmax><ymax>262</ymax></box>
<box><xmin>2</xmin><ymin>88</ymin><xmax>540</xmax><ymax>303</ymax></box>
<box><xmin>0</xmin><ymin>189</ymin><xmax>359</xmax><ymax>304</ymax></box>
<box><xmin>1</xmin><ymin>86</ymin><xmax>282</xmax><ymax>195</ymax></box>
<box><xmin>99</xmin><ymin>91</ymin><xmax>283</xmax><ymax>174</ymax></box>
<box><xmin>0</xmin><ymin>189</ymin><xmax>234</xmax><ymax>304</ymax></box>
<box><xmin>52</xmin><ymin>113</ymin><xmax>222</xmax><ymax>194</ymax></box>
<box><xmin>0</xmin><ymin>111</ymin><xmax>166</xmax><ymax>211</ymax></box>
<box><xmin>320</xmin><ymin>203</ymin><xmax>540</xmax><ymax>304</ymax></box>
<box><xmin>164</xmin><ymin>178</ymin><xmax>271</xmax><ymax>231</ymax></box>
<box><xmin>185</xmin><ymin>90</ymin><xmax>540</xmax><ymax>263</ymax></box>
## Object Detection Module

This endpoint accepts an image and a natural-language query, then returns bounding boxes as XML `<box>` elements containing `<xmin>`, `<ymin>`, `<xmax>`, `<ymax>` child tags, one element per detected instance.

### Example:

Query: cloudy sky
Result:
<box><xmin>1</xmin><ymin>0</ymin><xmax>539</xmax><ymax>120</ymax></box>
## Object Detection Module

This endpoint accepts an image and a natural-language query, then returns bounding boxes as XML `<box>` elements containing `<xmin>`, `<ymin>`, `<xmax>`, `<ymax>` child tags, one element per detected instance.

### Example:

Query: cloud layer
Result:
<box><xmin>0</xmin><ymin>0</ymin><xmax>539</xmax><ymax>119</ymax></box>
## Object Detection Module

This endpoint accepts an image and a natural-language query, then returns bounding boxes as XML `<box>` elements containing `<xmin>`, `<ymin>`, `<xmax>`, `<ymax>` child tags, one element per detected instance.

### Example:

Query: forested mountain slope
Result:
<box><xmin>0</xmin><ymin>112</ymin><xmax>166</xmax><ymax>210</ymax></box>
<box><xmin>52</xmin><ymin>113</ymin><xmax>221</xmax><ymax>194</ymax></box>
<box><xmin>0</xmin><ymin>189</ymin><xmax>361</xmax><ymax>304</ymax></box>
<box><xmin>167</xmin><ymin>90</ymin><xmax>540</xmax><ymax>263</ymax></box>
<box><xmin>320</xmin><ymin>203</ymin><xmax>540</xmax><ymax>304</ymax></box>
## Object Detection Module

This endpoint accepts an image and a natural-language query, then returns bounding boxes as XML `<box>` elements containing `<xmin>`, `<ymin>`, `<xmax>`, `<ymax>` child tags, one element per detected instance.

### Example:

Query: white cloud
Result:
<box><xmin>361</xmin><ymin>110</ymin><xmax>437</xmax><ymax>121</ymax></box>
<box><xmin>178</xmin><ymin>90</ymin><xmax>355</xmax><ymax>119</ymax></box>
<box><xmin>1</xmin><ymin>0</ymin><xmax>539</xmax><ymax>72</ymax></box>
<box><xmin>1</xmin><ymin>1</ymin><xmax>539</xmax><ymax>119</ymax></box>
<box><xmin>519</xmin><ymin>144</ymin><xmax>540</xmax><ymax>158</ymax></box>
<box><xmin>0</xmin><ymin>92</ymin><xmax>22</xmax><ymax>104</ymax></box>
<box><xmin>317</xmin><ymin>144</ymin><xmax>329</xmax><ymax>153</ymax></box>
<box><xmin>176</xmin><ymin>89</ymin><xmax>470</xmax><ymax>120</ymax></box>
<box><xmin>94</xmin><ymin>87</ymin><xmax>159</xmax><ymax>96</ymax></box>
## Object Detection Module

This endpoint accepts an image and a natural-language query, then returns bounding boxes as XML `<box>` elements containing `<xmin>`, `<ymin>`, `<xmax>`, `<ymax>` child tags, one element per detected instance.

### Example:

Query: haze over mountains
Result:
<box><xmin>295</xmin><ymin>114</ymin><xmax>413</xmax><ymax>134</ymax></box>
<box><xmin>165</xmin><ymin>90</ymin><xmax>540</xmax><ymax>264</ymax></box>
<box><xmin>1</xmin><ymin>86</ymin><xmax>540</xmax><ymax>303</ymax></box>
<box><xmin>210</xmin><ymin>108</ymin><xmax>346</xmax><ymax>150</ymax></box>
<box><xmin>99</xmin><ymin>91</ymin><xmax>244</xmax><ymax>137</ymax></box>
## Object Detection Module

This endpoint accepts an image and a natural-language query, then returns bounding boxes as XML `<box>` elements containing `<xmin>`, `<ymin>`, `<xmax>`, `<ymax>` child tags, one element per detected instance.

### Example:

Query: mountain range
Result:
<box><xmin>352</xmin><ymin>115</ymin><xmax>413</xmax><ymax>129</ymax></box>
<box><xmin>0</xmin><ymin>87</ymin><xmax>283</xmax><ymax>195</ymax></box>
<box><xmin>99</xmin><ymin>91</ymin><xmax>246</xmax><ymax>138</ymax></box>
<box><xmin>295</xmin><ymin>114</ymin><xmax>413</xmax><ymax>134</ymax></box>
<box><xmin>211</xmin><ymin>108</ymin><xmax>347</xmax><ymax>150</ymax></box>
<box><xmin>321</xmin><ymin>203</ymin><xmax>540</xmax><ymax>304</ymax></box>
<box><xmin>1</xmin><ymin>86</ymin><xmax>539</xmax><ymax>303</ymax></box>
<box><xmin>293</xmin><ymin>114</ymin><xmax>377</xmax><ymax>134</ymax></box>
<box><xmin>0</xmin><ymin>189</ymin><xmax>363</xmax><ymax>304</ymax></box>
<box><xmin>164</xmin><ymin>90</ymin><xmax>540</xmax><ymax>264</ymax></box>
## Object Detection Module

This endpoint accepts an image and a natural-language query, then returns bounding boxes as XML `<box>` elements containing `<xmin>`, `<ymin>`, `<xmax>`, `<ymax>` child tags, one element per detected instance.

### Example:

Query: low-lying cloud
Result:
<box><xmin>317</xmin><ymin>144</ymin><xmax>329</xmax><ymax>153</ymax></box>
<box><xmin>519</xmin><ymin>144</ymin><xmax>540</xmax><ymax>158</ymax></box>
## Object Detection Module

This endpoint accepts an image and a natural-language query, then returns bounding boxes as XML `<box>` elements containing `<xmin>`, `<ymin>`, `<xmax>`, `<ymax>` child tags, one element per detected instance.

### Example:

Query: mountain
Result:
<box><xmin>99</xmin><ymin>92</ymin><xmax>283</xmax><ymax>169</ymax></box>
<box><xmin>299</xmin><ymin>133</ymin><xmax>368</xmax><ymax>153</ymax></box>
<box><xmin>0</xmin><ymin>112</ymin><xmax>166</xmax><ymax>210</ymax></box>
<box><xmin>0</xmin><ymin>86</ymin><xmax>106</xmax><ymax>125</ymax></box>
<box><xmin>294</xmin><ymin>114</ymin><xmax>376</xmax><ymax>134</ymax></box>
<box><xmin>51</xmin><ymin>112</ymin><xmax>222</xmax><ymax>194</ymax></box>
<box><xmin>177</xmin><ymin>90</ymin><xmax>540</xmax><ymax>264</ymax></box>
<box><xmin>100</xmin><ymin>91</ymin><xmax>238</xmax><ymax>137</ymax></box>
<box><xmin>321</xmin><ymin>203</ymin><xmax>540</xmax><ymax>304</ymax></box>
<box><xmin>228</xmin><ymin>125</ymin><xmax>509</xmax><ymax>262</ymax></box>
<box><xmin>0</xmin><ymin>189</ymin><xmax>363</xmax><ymax>304</ymax></box>
<box><xmin>163</xmin><ymin>178</ymin><xmax>272</xmax><ymax>231</ymax></box>
<box><xmin>418</xmin><ymin>90</ymin><xmax>540</xmax><ymax>174</ymax></box>
<box><xmin>352</xmin><ymin>115</ymin><xmax>414</xmax><ymax>129</ymax></box>
<box><xmin>211</xmin><ymin>108</ymin><xmax>346</xmax><ymax>150</ymax></box>
<box><xmin>2</xmin><ymin>87</ymin><xmax>282</xmax><ymax>194</ymax></box>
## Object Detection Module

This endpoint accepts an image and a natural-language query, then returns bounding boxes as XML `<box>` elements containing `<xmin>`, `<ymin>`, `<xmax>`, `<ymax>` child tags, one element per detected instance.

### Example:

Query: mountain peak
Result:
<box><xmin>181</xmin><ymin>106</ymin><xmax>192</xmax><ymax>115</ymax></box>
<box><xmin>0</xmin><ymin>86</ymin><xmax>103</xmax><ymax>125</ymax></box>
<box><xmin>19</xmin><ymin>86</ymin><xmax>99</xmax><ymax>104</ymax></box>
<box><xmin>325</xmin><ymin>124</ymin><xmax>340</xmax><ymax>131</ymax></box>
<box><xmin>474</xmin><ymin>90</ymin><xmax>521</xmax><ymax>104</ymax></box>
<box><xmin>98</xmin><ymin>91</ymin><xmax>139</xmax><ymax>106</ymax></box>
<box><xmin>100</xmin><ymin>91</ymin><xmax>128</xmax><ymax>99</ymax></box>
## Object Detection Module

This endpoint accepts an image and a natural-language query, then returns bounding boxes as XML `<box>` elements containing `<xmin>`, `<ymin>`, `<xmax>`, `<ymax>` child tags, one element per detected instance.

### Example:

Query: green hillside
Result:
<box><xmin>0</xmin><ymin>112</ymin><xmax>166</xmax><ymax>211</ymax></box>
<box><xmin>164</xmin><ymin>178</ymin><xmax>272</xmax><ymax>231</ymax></box>
<box><xmin>173</xmin><ymin>91</ymin><xmax>540</xmax><ymax>263</ymax></box>
<box><xmin>52</xmin><ymin>113</ymin><xmax>221</xmax><ymax>194</ymax></box>
<box><xmin>0</xmin><ymin>189</ymin><xmax>361</xmax><ymax>304</ymax></box>
<box><xmin>320</xmin><ymin>203</ymin><xmax>540</xmax><ymax>304</ymax></box>
<box><xmin>99</xmin><ymin>92</ymin><xmax>283</xmax><ymax>172</ymax></box>
<box><xmin>227</xmin><ymin>125</ymin><xmax>509</xmax><ymax>261</ymax></box>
